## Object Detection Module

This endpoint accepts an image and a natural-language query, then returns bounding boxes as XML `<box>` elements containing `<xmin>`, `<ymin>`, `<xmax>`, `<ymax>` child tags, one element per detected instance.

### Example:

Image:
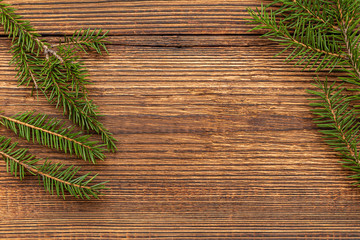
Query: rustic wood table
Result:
<box><xmin>1</xmin><ymin>0</ymin><xmax>360</xmax><ymax>239</ymax></box>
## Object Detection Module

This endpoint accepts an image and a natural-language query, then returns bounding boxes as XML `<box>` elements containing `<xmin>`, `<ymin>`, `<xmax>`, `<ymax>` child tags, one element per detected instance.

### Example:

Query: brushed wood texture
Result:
<box><xmin>0</xmin><ymin>0</ymin><xmax>360</xmax><ymax>239</ymax></box>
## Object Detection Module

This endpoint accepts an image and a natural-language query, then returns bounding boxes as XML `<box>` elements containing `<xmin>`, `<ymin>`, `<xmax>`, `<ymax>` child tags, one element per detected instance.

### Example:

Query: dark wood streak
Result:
<box><xmin>0</xmin><ymin>0</ymin><xmax>360</xmax><ymax>239</ymax></box>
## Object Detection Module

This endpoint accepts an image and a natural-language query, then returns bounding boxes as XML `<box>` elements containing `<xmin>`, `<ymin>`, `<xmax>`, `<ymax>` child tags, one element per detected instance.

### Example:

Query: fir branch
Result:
<box><xmin>330</xmin><ymin>0</ymin><xmax>360</xmax><ymax>111</ymax></box>
<box><xmin>1</xmin><ymin>2</ymin><xmax>117</xmax><ymax>151</ymax></box>
<box><xmin>10</xmin><ymin>49</ymin><xmax>117</xmax><ymax>151</ymax></box>
<box><xmin>38</xmin><ymin>58</ymin><xmax>117</xmax><ymax>151</ymax></box>
<box><xmin>248</xmin><ymin>0</ymin><xmax>360</xmax><ymax>186</ymax></box>
<box><xmin>308</xmin><ymin>79</ymin><xmax>360</xmax><ymax>183</ymax></box>
<box><xmin>0</xmin><ymin>1</ymin><xmax>63</xmax><ymax>61</ymax></box>
<box><xmin>0</xmin><ymin>1</ymin><xmax>41</xmax><ymax>53</ymax></box>
<box><xmin>57</xmin><ymin>45</ymin><xmax>92</xmax><ymax>96</ymax></box>
<box><xmin>292</xmin><ymin>0</ymin><xmax>330</xmax><ymax>26</ymax></box>
<box><xmin>53</xmin><ymin>28</ymin><xmax>110</xmax><ymax>55</ymax></box>
<box><xmin>0</xmin><ymin>111</ymin><xmax>106</xmax><ymax>163</ymax></box>
<box><xmin>336</xmin><ymin>0</ymin><xmax>360</xmax><ymax>81</ymax></box>
<box><xmin>247</xmin><ymin>5</ymin><xmax>346</xmax><ymax>71</ymax></box>
<box><xmin>275</xmin><ymin>0</ymin><xmax>338</xmax><ymax>30</ymax></box>
<box><xmin>0</xmin><ymin>0</ymin><xmax>115</xmax><ymax>199</ymax></box>
<box><xmin>10</xmin><ymin>44</ymin><xmax>39</xmax><ymax>88</ymax></box>
<box><xmin>0</xmin><ymin>136</ymin><xmax>108</xmax><ymax>199</ymax></box>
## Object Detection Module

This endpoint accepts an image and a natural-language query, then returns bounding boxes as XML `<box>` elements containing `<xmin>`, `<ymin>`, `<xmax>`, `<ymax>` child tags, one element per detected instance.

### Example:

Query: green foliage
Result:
<box><xmin>247</xmin><ymin>0</ymin><xmax>360</xmax><ymax>75</ymax></box>
<box><xmin>37</xmin><ymin>56</ymin><xmax>117</xmax><ymax>151</ymax></box>
<box><xmin>334</xmin><ymin>0</ymin><xmax>360</xmax><ymax>91</ymax></box>
<box><xmin>56</xmin><ymin>28</ymin><xmax>110</xmax><ymax>54</ymax></box>
<box><xmin>308</xmin><ymin>79</ymin><xmax>360</xmax><ymax>183</ymax></box>
<box><xmin>9</xmin><ymin>46</ymin><xmax>117</xmax><ymax>150</ymax></box>
<box><xmin>247</xmin><ymin>0</ymin><xmax>346</xmax><ymax>72</ymax></box>
<box><xmin>0</xmin><ymin>1</ymin><xmax>43</xmax><ymax>53</ymax></box>
<box><xmin>0</xmin><ymin>0</ymin><xmax>117</xmax><ymax>151</ymax></box>
<box><xmin>0</xmin><ymin>0</ymin><xmax>115</xmax><ymax>199</ymax></box>
<box><xmin>0</xmin><ymin>136</ymin><xmax>108</xmax><ymax>199</ymax></box>
<box><xmin>248</xmin><ymin>0</ymin><xmax>360</xmax><ymax>186</ymax></box>
<box><xmin>10</xmin><ymin>44</ymin><xmax>40</xmax><ymax>88</ymax></box>
<box><xmin>0</xmin><ymin>111</ymin><xmax>106</xmax><ymax>163</ymax></box>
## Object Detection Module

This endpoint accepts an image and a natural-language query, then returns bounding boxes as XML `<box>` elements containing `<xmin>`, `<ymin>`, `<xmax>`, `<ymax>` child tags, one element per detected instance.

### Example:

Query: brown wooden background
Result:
<box><xmin>1</xmin><ymin>0</ymin><xmax>360</xmax><ymax>239</ymax></box>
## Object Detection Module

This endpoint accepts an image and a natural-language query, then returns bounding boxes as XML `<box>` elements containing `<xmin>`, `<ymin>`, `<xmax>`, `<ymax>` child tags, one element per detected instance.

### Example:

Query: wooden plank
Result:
<box><xmin>4</xmin><ymin>0</ymin><xmax>258</xmax><ymax>35</ymax></box>
<box><xmin>0</xmin><ymin>0</ymin><xmax>359</xmax><ymax>239</ymax></box>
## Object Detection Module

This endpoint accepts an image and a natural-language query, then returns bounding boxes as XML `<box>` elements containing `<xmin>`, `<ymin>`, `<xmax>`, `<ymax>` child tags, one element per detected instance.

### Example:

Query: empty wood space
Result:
<box><xmin>0</xmin><ymin>0</ymin><xmax>360</xmax><ymax>239</ymax></box>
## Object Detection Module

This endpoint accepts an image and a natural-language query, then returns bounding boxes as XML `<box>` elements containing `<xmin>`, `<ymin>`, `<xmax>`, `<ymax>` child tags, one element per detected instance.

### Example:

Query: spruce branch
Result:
<box><xmin>56</xmin><ymin>45</ymin><xmax>92</xmax><ymax>96</ymax></box>
<box><xmin>53</xmin><ymin>28</ymin><xmax>110</xmax><ymax>55</ymax></box>
<box><xmin>336</xmin><ymin>0</ymin><xmax>360</xmax><ymax>82</ymax></box>
<box><xmin>0</xmin><ymin>0</ymin><xmax>115</xmax><ymax>199</ymax></box>
<box><xmin>0</xmin><ymin>1</ymin><xmax>63</xmax><ymax>62</ymax></box>
<box><xmin>0</xmin><ymin>1</ymin><xmax>41</xmax><ymax>53</ymax></box>
<box><xmin>292</xmin><ymin>0</ymin><xmax>332</xmax><ymax>27</ymax></box>
<box><xmin>248</xmin><ymin>0</ymin><xmax>360</xmax><ymax>186</ymax></box>
<box><xmin>0</xmin><ymin>111</ymin><xmax>106</xmax><ymax>163</ymax></box>
<box><xmin>308</xmin><ymin>79</ymin><xmax>360</xmax><ymax>183</ymax></box>
<box><xmin>0</xmin><ymin>1</ymin><xmax>117</xmax><ymax>151</ymax></box>
<box><xmin>11</xmin><ymin>52</ymin><xmax>117</xmax><ymax>151</ymax></box>
<box><xmin>247</xmin><ymin>4</ymin><xmax>346</xmax><ymax>71</ymax></box>
<box><xmin>329</xmin><ymin>0</ymin><xmax>360</xmax><ymax>111</ymax></box>
<box><xmin>274</xmin><ymin>0</ymin><xmax>338</xmax><ymax>30</ymax></box>
<box><xmin>38</xmin><ymin>57</ymin><xmax>117</xmax><ymax>151</ymax></box>
<box><xmin>0</xmin><ymin>136</ymin><xmax>108</xmax><ymax>199</ymax></box>
<box><xmin>10</xmin><ymin>44</ymin><xmax>40</xmax><ymax>89</ymax></box>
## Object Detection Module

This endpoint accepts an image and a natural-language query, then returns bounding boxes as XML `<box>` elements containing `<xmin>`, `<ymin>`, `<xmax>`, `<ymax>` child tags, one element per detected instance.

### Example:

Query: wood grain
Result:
<box><xmin>7</xmin><ymin>0</ymin><xmax>256</xmax><ymax>35</ymax></box>
<box><xmin>0</xmin><ymin>0</ymin><xmax>360</xmax><ymax>239</ymax></box>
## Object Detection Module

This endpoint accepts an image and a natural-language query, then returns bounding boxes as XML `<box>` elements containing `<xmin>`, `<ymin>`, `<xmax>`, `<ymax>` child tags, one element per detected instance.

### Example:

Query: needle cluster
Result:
<box><xmin>0</xmin><ymin>136</ymin><xmax>108</xmax><ymax>199</ymax></box>
<box><xmin>0</xmin><ymin>0</ymin><xmax>116</xmax><ymax>199</ymax></box>
<box><xmin>248</xmin><ymin>0</ymin><xmax>360</xmax><ymax>185</ymax></box>
<box><xmin>0</xmin><ymin>112</ymin><xmax>106</xmax><ymax>163</ymax></box>
<box><xmin>2</xmin><ymin>2</ymin><xmax>117</xmax><ymax>151</ymax></box>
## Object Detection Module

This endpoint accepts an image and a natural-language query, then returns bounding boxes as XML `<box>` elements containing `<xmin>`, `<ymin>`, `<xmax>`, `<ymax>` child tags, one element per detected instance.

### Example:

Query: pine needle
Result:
<box><xmin>0</xmin><ymin>111</ymin><xmax>106</xmax><ymax>163</ymax></box>
<box><xmin>0</xmin><ymin>1</ymin><xmax>117</xmax><ymax>151</ymax></box>
<box><xmin>248</xmin><ymin>0</ymin><xmax>360</xmax><ymax>186</ymax></box>
<box><xmin>0</xmin><ymin>136</ymin><xmax>108</xmax><ymax>199</ymax></box>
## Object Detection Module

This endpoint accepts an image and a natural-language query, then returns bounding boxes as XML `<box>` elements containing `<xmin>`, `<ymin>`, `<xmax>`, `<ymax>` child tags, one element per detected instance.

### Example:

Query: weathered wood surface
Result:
<box><xmin>1</xmin><ymin>0</ymin><xmax>360</xmax><ymax>239</ymax></box>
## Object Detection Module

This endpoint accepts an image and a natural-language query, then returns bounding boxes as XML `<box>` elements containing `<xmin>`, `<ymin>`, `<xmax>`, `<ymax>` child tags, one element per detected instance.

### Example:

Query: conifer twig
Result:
<box><xmin>309</xmin><ymin>80</ymin><xmax>359</xmax><ymax>164</ymax></box>
<box><xmin>0</xmin><ymin>111</ymin><xmax>106</xmax><ymax>163</ymax></box>
<box><xmin>336</xmin><ymin>0</ymin><xmax>360</xmax><ymax>80</ymax></box>
<box><xmin>291</xmin><ymin>0</ymin><xmax>338</xmax><ymax>30</ymax></box>
<box><xmin>52</xmin><ymin>28</ymin><xmax>110</xmax><ymax>54</ymax></box>
<box><xmin>248</xmin><ymin>0</ymin><xmax>360</xmax><ymax>186</ymax></box>
<box><xmin>0</xmin><ymin>136</ymin><xmax>108</xmax><ymax>199</ymax></box>
<box><xmin>247</xmin><ymin>4</ymin><xmax>346</xmax><ymax>71</ymax></box>
<box><xmin>0</xmin><ymin>0</ymin><xmax>115</xmax><ymax>199</ymax></box>
<box><xmin>0</xmin><ymin>1</ymin><xmax>117</xmax><ymax>151</ymax></box>
<box><xmin>308</xmin><ymin>79</ymin><xmax>360</xmax><ymax>181</ymax></box>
